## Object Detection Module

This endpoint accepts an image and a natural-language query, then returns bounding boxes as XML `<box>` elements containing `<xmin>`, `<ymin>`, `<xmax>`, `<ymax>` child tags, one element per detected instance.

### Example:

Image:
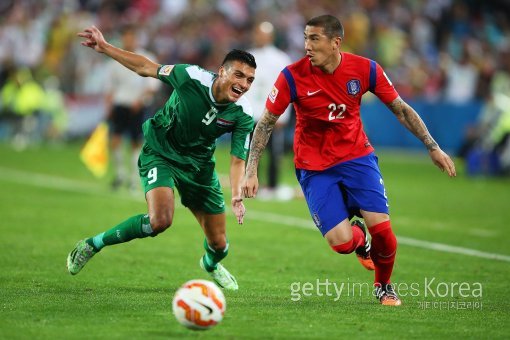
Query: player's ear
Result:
<box><xmin>218</xmin><ymin>65</ymin><xmax>227</xmax><ymax>78</ymax></box>
<box><xmin>333</xmin><ymin>36</ymin><xmax>342</xmax><ymax>50</ymax></box>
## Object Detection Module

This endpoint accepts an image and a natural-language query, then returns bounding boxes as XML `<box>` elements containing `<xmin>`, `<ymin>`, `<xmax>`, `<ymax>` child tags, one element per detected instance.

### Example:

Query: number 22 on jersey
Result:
<box><xmin>328</xmin><ymin>103</ymin><xmax>346</xmax><ymax>121</ymax></box>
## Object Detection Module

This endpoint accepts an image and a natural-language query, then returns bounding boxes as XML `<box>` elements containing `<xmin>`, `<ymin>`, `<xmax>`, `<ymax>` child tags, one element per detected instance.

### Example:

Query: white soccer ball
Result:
<box><xmin>172</xmin><ymin>279</ymin><xmax>226</xmax><ymax>330</ymax></box>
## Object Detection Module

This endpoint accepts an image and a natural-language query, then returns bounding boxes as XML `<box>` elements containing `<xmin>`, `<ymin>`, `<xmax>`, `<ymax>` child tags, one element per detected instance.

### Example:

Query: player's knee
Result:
<box><xmin>330</xmin><ymin>238</ymin><xmax>355</xmax><ymax>254</ymax></box>
<box><xmin>326</xmin><ymin>233</ymin><xmax>353</xmax><ymax>249</ymax></box>
<box><xmin>149</xmin><ymin>214</ymin><xmax>173</xmax><ymax>234</ymax></box>
<box><xmin>207</xmin><ymin>237</ymin><xmax>227</xmax><ymax>252</ymax></box>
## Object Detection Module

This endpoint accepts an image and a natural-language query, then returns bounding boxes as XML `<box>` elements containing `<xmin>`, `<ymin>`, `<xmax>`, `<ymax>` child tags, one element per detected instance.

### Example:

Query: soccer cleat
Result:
<box><xmin>66</xmin><ymin>240</ymin><xmax>97</xmax><ymax>275</ymax></box>
<box><xmin>375</xmin><ymin>284</ymin><xmax>402</xmax><ymax>306</ymax></box>
<box><xmin>200</xmin><ymin>256</ymin><xmax>239</xmax><ymax>291</ymax></box>
<box><xmin>351</xmin><ymin>219</ymin><xmax>375</xmax><ymax>271</ymax></box>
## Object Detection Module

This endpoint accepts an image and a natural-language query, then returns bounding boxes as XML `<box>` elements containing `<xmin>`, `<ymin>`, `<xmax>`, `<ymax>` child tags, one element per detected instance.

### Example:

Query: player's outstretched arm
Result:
<box><xmin>77</xmin><ymin>25</ymin><xmax>161</xmax><ymax>78</ymax></box>
<box><xmin>386</xmin><ymin>96</ymin><xmax>457</xmax><ymax>177</ymax></box>
<box><xmin>230</xmin><ymin>156</ymin><xmax>246</xmax><ymax>225</ymax></box>
<box><xmin>242</xmin><ymin>109</ymin><xmax>280</xmax><ymax>198</ymax></box>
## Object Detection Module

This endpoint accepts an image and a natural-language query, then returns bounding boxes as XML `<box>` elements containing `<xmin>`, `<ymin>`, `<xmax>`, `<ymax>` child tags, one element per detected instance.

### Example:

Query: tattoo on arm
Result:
<box><xmin>245</xmin><ymin>111</ymin><xmax>279</xmax><ymax>177</ymax></box>
<box><xmin>387</xmin><ymin>97</ymin><xmax>438</xmax><ymax>151</ymax></box>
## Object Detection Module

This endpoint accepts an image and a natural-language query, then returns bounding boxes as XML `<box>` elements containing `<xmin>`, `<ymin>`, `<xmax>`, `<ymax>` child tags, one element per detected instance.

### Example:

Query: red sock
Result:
<box><xmin>331</xmin><ymin>226</ymin><xmax>365</xmax><ymax>254</ymax></box>
<box><xmin>368</xmin><ymin>220</ymin><xmax>397</xmax><ymax>285</ymax></box>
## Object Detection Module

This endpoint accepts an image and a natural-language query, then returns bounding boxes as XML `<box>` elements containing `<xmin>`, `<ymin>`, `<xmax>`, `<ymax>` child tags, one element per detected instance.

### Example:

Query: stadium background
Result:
<box><xmin>1</xmin><ymin>1</ymin><xmax>510</xmax><ymax>339</ymax></box>
<box><xmin>1</xmin><ymin>0</ymin><xmax>509</xmax><ymax>153</ymax></box>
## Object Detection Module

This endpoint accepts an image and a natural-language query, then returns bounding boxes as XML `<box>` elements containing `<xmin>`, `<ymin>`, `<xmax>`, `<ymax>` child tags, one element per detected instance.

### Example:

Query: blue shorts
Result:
<box><xmin>295</xmin><ymin>152</ymin><xmax>389</xmax><ymax>236</ymax></box>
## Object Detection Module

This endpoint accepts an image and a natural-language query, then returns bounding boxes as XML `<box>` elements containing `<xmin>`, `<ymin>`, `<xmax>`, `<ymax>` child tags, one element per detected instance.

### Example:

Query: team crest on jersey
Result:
<box><xmin>268</xmin><ymin>86</ymin><xmax>279</xmax><ymax>103</ymax></box>
<box><xmin>346</xmin><ymin>79</ymin><xmax>361</xmax><ymax>96</ymax></box>
<box><xmin>159</xmin><ymin>65</ymin><xmax>172</xmax><ymax>76</ymax></box>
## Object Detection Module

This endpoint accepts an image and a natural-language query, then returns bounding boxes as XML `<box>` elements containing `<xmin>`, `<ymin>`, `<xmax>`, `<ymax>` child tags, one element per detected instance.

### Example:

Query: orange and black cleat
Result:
<box><xmin>351</xmin><ymin>219</ymin><xmax>375</xmax><ymax>271</ymax></box>
<box><xmin>375</xmin><ymin>284</ymin><xmax>402</xmax><ymax>306</ymax></box>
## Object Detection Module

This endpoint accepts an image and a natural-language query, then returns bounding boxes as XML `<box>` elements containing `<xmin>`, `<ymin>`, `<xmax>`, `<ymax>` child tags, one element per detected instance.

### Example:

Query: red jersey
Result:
<box><xmin>266</xmin><ymin>52</ymin><xmax>398</xmax><ymax>170</ymax></box>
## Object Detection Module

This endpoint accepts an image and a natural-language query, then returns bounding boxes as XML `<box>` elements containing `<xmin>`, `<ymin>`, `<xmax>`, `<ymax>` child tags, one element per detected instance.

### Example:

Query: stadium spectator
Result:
<box><xmin>105</xmin><ymin>25</ymin><xmax>160</xmax><ymax>191</ymax></box>
<box><xmin>67</xmin><ymin>25</ymin><xmax>256</xmax><ymax>291</ymax></box>
<box><xmin>245</xmin><ymin>21</ymin><xmax>293</xmax><ymax>200</ymax></box>
<box><xmin>241</xmin><ymin>15</ymin><xmax>456</xmax><ymax>306</ymax></box>
<box><xmin>0</xmin><ymin>67</ymin><xmax>45</xmax><ymax>149</ymax></box>
<box><xmin>459</xmin><ymin>48</ymin><xmax>510</xmax><ymax>176</ymax></box>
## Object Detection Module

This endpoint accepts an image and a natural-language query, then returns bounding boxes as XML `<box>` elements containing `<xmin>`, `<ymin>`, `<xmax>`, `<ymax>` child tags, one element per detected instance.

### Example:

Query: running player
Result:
<box><xmin>242</xmin><ymin>15</ymin><xmax>456</xmax><ymax>305</ymax></box>
<box><xmin>67</xmin><ymin>26</ymin><xmax>257</xmax><ymax>290</ymax></box>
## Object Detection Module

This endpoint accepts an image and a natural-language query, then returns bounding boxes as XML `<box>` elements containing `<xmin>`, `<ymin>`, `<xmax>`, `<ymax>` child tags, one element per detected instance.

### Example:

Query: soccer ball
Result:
<box><xmin>172</xmin><ymin>279</ymin><xmax>226</xmax><ymax>330</ymax></box>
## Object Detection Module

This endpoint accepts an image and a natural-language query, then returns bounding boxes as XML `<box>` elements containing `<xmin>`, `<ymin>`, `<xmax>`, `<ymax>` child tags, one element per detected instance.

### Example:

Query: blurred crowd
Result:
<box><xmin>0</xmin><ymin>0</ymin><xmax>509</xmax><ymax>164</ymax></box>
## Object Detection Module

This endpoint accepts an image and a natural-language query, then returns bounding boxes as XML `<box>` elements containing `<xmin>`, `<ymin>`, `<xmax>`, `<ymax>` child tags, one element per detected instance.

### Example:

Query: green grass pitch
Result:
<box><xmin>0</xmin><ymin>141</ymin><xmax>509</xmax><ymax>339</ymax></box>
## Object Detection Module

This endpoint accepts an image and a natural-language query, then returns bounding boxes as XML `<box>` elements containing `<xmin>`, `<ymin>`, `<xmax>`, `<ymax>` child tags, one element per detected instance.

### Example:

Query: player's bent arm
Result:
<box><xmin>78</xmin><ymin>26</ymin><xmax>162</xmax><ymax>78</ymax></box>
<box><xmin>386</xmin><ymin>96</ymin><xmax>457</xmax><ymax>177</ymax></box>
<box><xmin>245</xmin><ymin>109</ymin><xmax>280</xmax><ymax>178</ymax></box>
<box><xmin>386</xmin><ymin>96</ymin><xmax>439</xmax><ymax>151</ymax></box>
<box><xmin>102</xmin><ymin>43</ymin><xmax>162</xmax><ymax>78</ymax></box>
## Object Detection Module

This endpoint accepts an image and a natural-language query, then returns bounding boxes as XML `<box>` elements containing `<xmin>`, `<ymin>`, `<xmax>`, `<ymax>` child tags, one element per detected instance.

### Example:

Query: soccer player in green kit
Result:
<box><xmin>67</xmin><ymin>26</ymin><xmax>256</xmax><ymax>290</ymax></box>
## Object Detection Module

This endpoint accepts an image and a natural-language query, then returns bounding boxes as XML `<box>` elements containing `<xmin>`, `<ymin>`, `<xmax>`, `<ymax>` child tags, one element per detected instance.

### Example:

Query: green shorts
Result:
<box><xmin>138</xmin><ymin>144</ymin><xmax>225</xmax><ymax>214</ymax></box>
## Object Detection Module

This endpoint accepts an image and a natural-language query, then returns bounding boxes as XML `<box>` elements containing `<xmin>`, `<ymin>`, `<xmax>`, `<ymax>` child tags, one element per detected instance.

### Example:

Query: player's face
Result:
<box><xmin>215</xmin><ymin>60</ymin><xmax>255</xmax><ymax>103</ymax></box>
<box><xmin>304</xmin><ymin>25</ymin><xmax>341</xmax><ymax>70</ymax></box>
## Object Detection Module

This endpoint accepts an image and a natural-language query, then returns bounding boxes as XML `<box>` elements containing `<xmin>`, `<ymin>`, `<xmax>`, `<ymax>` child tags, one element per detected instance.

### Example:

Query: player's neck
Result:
<box><xmin>211</xmin><ymin>78</ymin><xmax>226</xmax><ymax>104</ymax></box>
<box><xmin>318</xmin><ymin>52</ymin><xmax>342</xmax><ymax>74</ymax></box>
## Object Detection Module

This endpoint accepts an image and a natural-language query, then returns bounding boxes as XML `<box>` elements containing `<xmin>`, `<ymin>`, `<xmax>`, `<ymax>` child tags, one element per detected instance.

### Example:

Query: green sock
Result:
<box><xmin>202</xmin><ymin>238</ymin><xmax>229</xmax><ymax>272</ymax></box>
<box><xmin>85</xmin><ymin>214</ymin><xmax>153</xmax><ymax>251</ymax></box>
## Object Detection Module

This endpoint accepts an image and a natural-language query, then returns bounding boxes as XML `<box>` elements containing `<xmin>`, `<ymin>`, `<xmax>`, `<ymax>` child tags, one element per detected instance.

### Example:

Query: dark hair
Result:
<box><xmin>306</xmin><ymin>15</ymin><xmax>344</xmax><ymax>39</ymax></box>
<box><xmin>222</xmin><ymin>49</ymin><xmax>257</xmax><ymax>69</ymax></box>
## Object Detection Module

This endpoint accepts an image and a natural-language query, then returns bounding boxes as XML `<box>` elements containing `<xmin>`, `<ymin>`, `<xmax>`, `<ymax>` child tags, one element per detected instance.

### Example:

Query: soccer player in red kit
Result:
<box><xmin>241</xmin><ymin>15</ymin><xmax>456</xmax><ymax>306</ymax></box>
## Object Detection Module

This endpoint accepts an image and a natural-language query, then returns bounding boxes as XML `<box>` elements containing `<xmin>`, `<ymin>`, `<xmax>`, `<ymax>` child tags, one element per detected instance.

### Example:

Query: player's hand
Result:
<box><xmin>241</xmin><ymin>175</ymin><xmax>259</xmax><ymax>198</ymax></box>
<box><xmin>429</xmin><ymin>148</ymin><xmax>456</xmax><ymax>177</ymax></box>
<box><xmin>77</xmin><ymin>26</ymin><xmax>108</xmax><ymax>53</ymax></box>
<box><xmin>231</xmin><ymin>197</ymin><xmax>246</xmax><ymax>225</ymax></box>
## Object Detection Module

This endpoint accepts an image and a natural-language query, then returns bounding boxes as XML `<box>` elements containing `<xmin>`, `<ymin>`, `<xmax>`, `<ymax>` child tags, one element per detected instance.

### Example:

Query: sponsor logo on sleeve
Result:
<box><xmin>268</xmin><ymin>86</ymin><xmax>279</xmax><ymax>103</ymax></box>
<box><xmin>159</xmin><ymin>65</ymin><xmax>172</xmax><ymax>76</ymax></box>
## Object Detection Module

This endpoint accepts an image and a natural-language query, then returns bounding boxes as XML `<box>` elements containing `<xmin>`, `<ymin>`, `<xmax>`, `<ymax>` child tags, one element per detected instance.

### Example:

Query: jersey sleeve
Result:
<box><xmin>230</xmin><ymin>111</ymin><xmax>254</xmax><ymax>160</ymax></box>
<box><xmin>371</xmin><ymin>62</ymin><xmax>399</xmax><ymax>104</ymax></box>
<box><xmin>157</xmin><ymin>64</ymin><xmax>189</xmax><ymax>89</ymax></box>
<box><xmin>265</xmin><ymin>70</ymin><xmax>292</xmax><ymax>115</ymax></box>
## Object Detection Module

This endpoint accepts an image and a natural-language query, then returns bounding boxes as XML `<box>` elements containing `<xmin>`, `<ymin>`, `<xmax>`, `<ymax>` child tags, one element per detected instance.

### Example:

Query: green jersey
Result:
<box><xmin>142</xmin><ymin>64</ymin><xmax>254</xmax><ymax>172</ymax></box>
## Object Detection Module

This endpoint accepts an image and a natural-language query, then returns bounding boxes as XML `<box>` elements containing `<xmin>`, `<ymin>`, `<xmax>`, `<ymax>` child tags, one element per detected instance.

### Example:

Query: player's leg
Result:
<box><xmin>180</xmin><ymin>166</ymin><xmax>238</xmax><ymax>290</ymax></box>
<box><xmin>339</xmin><ymin>152</ymin><xmax>400</xmax><ymax>305</ymax></box>
<box><xmin>67</xmin><ymin>147</ymin><xmax>176</xmax><ymax>275</ymax></box>
<box><xmin>361</xmin><ymin>211</ymin><xmax>400</xmax><ymax>306</ymax></box>
<box><xmin>109</xmin><ymin>105</ymin><xmax>128</xmax><ymax>189</ymax></box>
<box><xmin>128</xmin><ymin>107</ymin><xmax>144</xmax><ymax>191</ymax></box>
<box><xmin>295</xmin><ymin>167</ymin><xmax>373</xmax><ymax>270</ymax></box>
<box><xmin>191</xmin><ymin>210</ymin><xmax>238</xmax><ymax>290</ymax></box>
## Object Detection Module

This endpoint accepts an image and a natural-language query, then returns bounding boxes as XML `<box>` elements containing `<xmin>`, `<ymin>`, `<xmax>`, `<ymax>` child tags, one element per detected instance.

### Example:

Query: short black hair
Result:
<box><xmin>306</xmin><ymin>15</ymin><xmax>344</xmax><ymax>39</ymax></box>
<box><xmin>222</xmin><ymin>49</ymin><xmax>257</xmax><ymax>69</ymax></box>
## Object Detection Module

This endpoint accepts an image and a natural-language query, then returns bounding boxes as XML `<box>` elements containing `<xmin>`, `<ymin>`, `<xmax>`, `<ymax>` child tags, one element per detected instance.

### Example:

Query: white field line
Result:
<box><xmin>1</xmin><ymin>166</ymin><xmax>509</xmax><ymax>263</ymax></box>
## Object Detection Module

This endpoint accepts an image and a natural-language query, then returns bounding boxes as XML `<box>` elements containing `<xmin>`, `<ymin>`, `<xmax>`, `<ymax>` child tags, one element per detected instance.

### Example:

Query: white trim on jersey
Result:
<box><xmin>185</xmin><ymin>64</ymin><xmax>253</xmax><ymax>117</ymax></box>
<box><xmin>185</xmin><ymin>65</ymin><xmax>214</xmax><ymax>88</ymax></box>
